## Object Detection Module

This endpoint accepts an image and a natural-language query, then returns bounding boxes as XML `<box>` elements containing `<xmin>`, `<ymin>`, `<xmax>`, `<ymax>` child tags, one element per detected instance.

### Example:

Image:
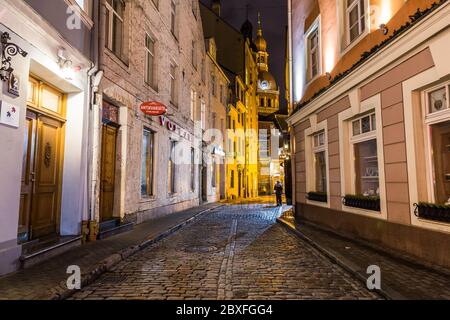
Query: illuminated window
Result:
<box><xmin>141</xmin><ymin>129</ymin><xmax>154</xmax><ymax>197</ymax></box>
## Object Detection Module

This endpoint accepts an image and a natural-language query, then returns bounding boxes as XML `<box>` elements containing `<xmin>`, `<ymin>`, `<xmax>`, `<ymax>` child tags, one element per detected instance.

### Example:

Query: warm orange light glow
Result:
<box><xmin>379</xmin><ymin>0</ymin><xmax>392</xmax><ymax>25</ymax></box>
<box><xmin>324</xmin><ymin>43</ymin><xmax>336</xmax><ymax>73</ymax></box>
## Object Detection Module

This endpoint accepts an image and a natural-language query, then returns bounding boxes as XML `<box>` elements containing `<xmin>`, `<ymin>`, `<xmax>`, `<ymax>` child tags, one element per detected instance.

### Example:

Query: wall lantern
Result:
<box><xmin>0</xmin><ymin>32</ymin><xmax>28</xmax><ymax>82</ymax></box>
<box><xmin>379</xmin><ymin>24</ymin><xmax>389</xmax><ymax>35</ymax></box>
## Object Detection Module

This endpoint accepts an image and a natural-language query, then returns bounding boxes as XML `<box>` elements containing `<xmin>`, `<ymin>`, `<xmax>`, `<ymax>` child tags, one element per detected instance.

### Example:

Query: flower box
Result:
<box><xmin>414</xmin><ymin>203</ymin><xmax>450</xmax><ymax>223</ymax></box>
<box><xmin>307</xmin><ymin>192</ymin><xmax>328</xmax><ymax>203</ymax></box>
<box><xmin>343</xmin><ymin>195</ymin><xmax>380</xmax><ymax>211</ymax></box>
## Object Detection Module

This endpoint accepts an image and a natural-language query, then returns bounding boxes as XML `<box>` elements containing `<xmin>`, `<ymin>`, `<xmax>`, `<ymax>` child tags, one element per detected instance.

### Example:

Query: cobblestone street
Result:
<box><xmin>71</xmin><ymin>205</ymin><xmax>379</xmax><ymax>300</ymax></box>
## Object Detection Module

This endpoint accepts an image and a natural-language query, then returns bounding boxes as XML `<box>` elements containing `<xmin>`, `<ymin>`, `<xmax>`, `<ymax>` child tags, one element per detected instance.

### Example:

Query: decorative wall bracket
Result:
<box><xmin>1</xmin><ymin>32</ymin><xmax>28</xmax><ymax>82</ymax></box>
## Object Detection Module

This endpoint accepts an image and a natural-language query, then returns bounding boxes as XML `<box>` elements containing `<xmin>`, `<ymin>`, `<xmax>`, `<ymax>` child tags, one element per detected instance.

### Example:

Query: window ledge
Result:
<box><xmin>105</xmin><ymin>49</ymin><xmax>130</xmax><ymax>71</ymax></box>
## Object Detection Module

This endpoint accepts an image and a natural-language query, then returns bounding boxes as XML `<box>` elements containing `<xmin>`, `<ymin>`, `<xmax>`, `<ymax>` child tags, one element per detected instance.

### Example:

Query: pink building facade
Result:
<box><xmin>288</xmin><ymin>0</ymin><xmax>450</xmax><ymax>268</ymax></box>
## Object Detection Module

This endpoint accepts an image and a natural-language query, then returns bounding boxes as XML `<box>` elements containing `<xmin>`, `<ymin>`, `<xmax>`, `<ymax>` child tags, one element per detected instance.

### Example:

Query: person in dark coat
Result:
<box><xmin>274</xmin><ymin>181</ymin><xmax>283</xmax><ymax>206</ymax></box>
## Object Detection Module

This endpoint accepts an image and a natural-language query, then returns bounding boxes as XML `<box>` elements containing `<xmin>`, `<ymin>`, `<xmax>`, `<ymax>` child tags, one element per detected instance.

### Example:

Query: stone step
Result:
<box><xmin>20</xmin><ymin>236</ymin><xmax>82</xmax><ymax>269</ymax></box>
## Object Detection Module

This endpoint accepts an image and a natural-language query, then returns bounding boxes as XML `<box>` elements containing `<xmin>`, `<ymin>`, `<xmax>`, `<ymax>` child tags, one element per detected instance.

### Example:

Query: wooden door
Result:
<box><xmin>18</xmin><ymin>111</ymin><xmax>37</xmax><ymax>241</ymax></box>
<box><xmin>100</xmin><ymin>124</ymin><xmax>118</xmax><ymax>222</ymax></box>
<box><xmin>433</xmin><ymin>122</ymin><xmax>450</xmax><ymax>203</ymax></box>
<box><xmin>30</xmin><ymin>114</ymin><xmax>63</xmax><ymax>238</ymax></box>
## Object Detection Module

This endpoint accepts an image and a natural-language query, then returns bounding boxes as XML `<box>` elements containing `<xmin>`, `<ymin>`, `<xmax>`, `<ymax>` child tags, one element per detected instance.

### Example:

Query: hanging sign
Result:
<box><xmin>140</xmin><ymin>101</ymin><xmax>167</xmax><ymax>116</ymax></box>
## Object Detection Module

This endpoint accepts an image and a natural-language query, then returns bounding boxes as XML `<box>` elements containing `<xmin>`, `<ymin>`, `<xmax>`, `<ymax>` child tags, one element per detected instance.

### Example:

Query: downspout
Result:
<box><xmin>85</xmin><ymin>0</ymin><xmax>103</xmax><ymax>241</ymax></box>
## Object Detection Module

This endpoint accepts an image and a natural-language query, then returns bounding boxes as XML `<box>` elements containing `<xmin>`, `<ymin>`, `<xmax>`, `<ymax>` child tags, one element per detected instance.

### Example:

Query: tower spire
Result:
<box><xmin>257</xmin><ymin>12</ymin><xmax>263</xmax><ymax>36</ymax></box>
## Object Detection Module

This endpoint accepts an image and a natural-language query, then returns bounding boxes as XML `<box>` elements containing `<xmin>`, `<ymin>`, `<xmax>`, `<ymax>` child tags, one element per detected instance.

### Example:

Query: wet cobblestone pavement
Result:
<box><xmin>71</xmin><ymin>204</ymin><xmax>380</xmax><ymax>300</ymax></box>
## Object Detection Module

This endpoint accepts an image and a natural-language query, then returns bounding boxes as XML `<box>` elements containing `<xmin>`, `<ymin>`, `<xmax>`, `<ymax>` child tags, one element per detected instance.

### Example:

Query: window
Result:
<box><xmin>231</xmin><ymin>170</ymin><xmax>235</xmax><ymax>188</ymax></box>
<box><xmin>201</xmin><ymin>59</ymin><xmax>206</xmax><ymax>83</ymax></box>
<box><xmin>191</xmin><ymin>147</ymin><xmax>195</xmax><ymax>191</ymax></box>
<box><xmin>190</xmin><ymin>89</ymin><xmax>196</xmax><ymax>121</ymax></box>
<box><xmin>307</xmin><ymin>27</ymin><xmax>320</xmax><ymax>79</ymax></box>
<box><xmin>151</xmin><ymin>0</ymin><xmax>158</xmax><ymax>9</ymax></box>
<box><xmin>351</xmin><ymin>113</ymin><xmax>379</xmax><ymax>197</ymax></box>
<box><xmin>201</xmin><ymin>100</ymin><xmax>206</xmax><ymax>130</ymax></box>
<box><xmin>425</xmin><ymin>83</ymin><xmax>450</xmax><ymax>204</ymax></box>
<box><xmin>145</xmin><ymin>34</ymin><xmax>156</xmax><ymax>89</ymax></box>
<box><xmin>212</xmin><ymin>159</ymin><xmax>217</xmax><ymax>188</ymax></box>
<box><xmin>105</xmin><ymin>0</ymin><xmax>125</xmax><ymax>58</ymax></box>
<box><xmin>211</xmin><ymin>74</ymin><xmax>216</xmax><ymax>96</ymax></box>
<box><xmin>170</xmin><ymin>0</ymin><xmax>177</xmax><ymax>37</ymax></box>
<box><xmin>168</xmin><ymin>140</ymin><xmax>176</xmax><ymax>194</ymax></box>
<box><xmin>192</xmin><ymin>40</ymin><xmax>197</xmax><ymax>69</ymax></box>
<box><xmin>75</xmin><ymin>0</ymin><xmax>91</xmax><ymax>15</ymax></box>
<box><xmin>169</xmin><ymin>63</ymin><xmax>177</xmax><ymax>105</ymax></box>
<box><xmin>346</xmin><ymin>0</ymin><xmax>366</xmax><ymax>43</ymax></box>
<box><xmin>220</xmin><ymin>85</ymin><xmax>224</xmax><ymax>104</ymax></box>
<box><xmin>192</xmin><ymin>0</ymin><xmax>197</xmax><ymax>18</ymax></box>
<box><xmin>141</xmin><ymin>129</ymin><xmax>154</xmax><ymax>197</ymax></box>
<box><xmin>312</xmin><ymin>132</ymin><xmax>327</xmax><ymax>193</ymax></box>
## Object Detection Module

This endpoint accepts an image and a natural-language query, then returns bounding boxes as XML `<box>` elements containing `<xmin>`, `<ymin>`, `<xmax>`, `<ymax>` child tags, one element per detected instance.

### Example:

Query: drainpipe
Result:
<box><xmin>85</xmin><ymin>0</ymin><xmax>103</xmax><ymax>241</ymax></box>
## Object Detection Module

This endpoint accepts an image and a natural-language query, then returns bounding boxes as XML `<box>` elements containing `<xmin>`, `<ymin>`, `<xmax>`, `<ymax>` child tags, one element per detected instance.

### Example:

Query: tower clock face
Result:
<box><xmin>259</xmin><ymin>80</ymin><xmax>269</xmax><ymax>90</ymax></box>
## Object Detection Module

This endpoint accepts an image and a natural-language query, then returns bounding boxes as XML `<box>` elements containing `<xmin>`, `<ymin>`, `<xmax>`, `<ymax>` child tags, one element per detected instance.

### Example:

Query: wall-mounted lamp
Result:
<box><xmin>57</xmin><ymin>48</ymin><xmax>75</xmax><ymax>80</ymax></box>
<box><xmin>326</xmin><ymin>72</ymin><xmax>332</xmax><ymax>81</ymax></box>
<box><xmin>0</xmin><ymin>32</ymin><xmax>28</xmax><ymax>82</ymax></box>
<box><xmin>379</xmin><ymin>24</ymin><xmax>389</xmax><ymax>35</ymax></box>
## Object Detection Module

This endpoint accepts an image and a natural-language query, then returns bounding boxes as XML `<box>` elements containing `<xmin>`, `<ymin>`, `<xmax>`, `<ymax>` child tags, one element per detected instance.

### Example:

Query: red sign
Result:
<box><xmin>140</xmin><ymin>101</ymin><xmax>167</xmax><ymax>116</ymax></box>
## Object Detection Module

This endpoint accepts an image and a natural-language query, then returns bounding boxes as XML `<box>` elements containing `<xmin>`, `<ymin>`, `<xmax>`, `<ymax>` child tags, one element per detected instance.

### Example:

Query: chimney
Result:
<box><xmin>212</xmin><ymin>0</ymin><xmax>221</xmax><ymax>16</ymax></box>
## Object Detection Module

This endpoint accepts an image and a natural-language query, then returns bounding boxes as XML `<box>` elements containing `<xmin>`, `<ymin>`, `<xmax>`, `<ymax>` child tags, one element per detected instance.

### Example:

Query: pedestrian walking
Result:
<box><xmin>274</xmin><ymin>181</ymin><xmax>283</xmax><ymax>206</ymax></box>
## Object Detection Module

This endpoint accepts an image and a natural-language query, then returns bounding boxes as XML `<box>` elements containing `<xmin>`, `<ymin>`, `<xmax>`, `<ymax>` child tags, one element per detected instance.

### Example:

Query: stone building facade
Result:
<box><xmin>288</xmin><ymin>0</ymin><xmax>450</xmax><ymax>268</ymax></box>
<box><xmin>91</xmin><ymin>0</ymin><xmax>208</xmax><ymax>231</ymax></box>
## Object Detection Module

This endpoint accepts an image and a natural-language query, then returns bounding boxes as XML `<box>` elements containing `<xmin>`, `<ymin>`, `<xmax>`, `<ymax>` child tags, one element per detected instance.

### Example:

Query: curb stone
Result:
<box><xmin>37</xmin><ymin>204</ymin><xmax>223</xmax><ymax>300</ymax></box>
<box><xmin>276</xmin><ymin>217</ymin><xmax>400</xmax><ymax>300</ymax></box>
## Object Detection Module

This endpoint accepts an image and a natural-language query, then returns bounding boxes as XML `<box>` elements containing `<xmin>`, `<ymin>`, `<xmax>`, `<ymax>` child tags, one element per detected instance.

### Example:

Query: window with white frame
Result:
<box><xmin>105</xmin><ymin>0</ymin><xmax>125</xmax><ymax>58</ymax></box>
<box><xmin>145</xmin><ymin>33</ymin><xmax>156</xmax><ymax>89</ymax></box>
<box><xmin>425</xmin><ymin>82</ymin><xmax>450</xmax><ymax>204</ymax></box>
<box><xmin>312</xmin><ymin>131</ymin><xmax>327</xmax><ymax>193</ymax></box>
<box><xmin>346</xmin><ymin>0</ymin><xmax>366</xmax><ymax>44</ymax></box>
<box><xmin>351</xmin><ymin>112</ymin><xmax>379</xmax><ymax>197</ymax></box>
<box><xmin>74</xmin><ymin>0</ymin><xmax>91</xmax><ymax>15</ymax></box>
<box><xmin>306</xmin><ymin>23</ymin><xmax>320</xmax><ymax>80</ymax></box>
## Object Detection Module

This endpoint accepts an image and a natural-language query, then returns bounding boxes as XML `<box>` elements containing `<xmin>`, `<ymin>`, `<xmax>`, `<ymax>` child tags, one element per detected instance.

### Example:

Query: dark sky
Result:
<box><xmin>201</xmin><ymin>0</ymin><xmax>288</xmax><ymax>113</ymax></box>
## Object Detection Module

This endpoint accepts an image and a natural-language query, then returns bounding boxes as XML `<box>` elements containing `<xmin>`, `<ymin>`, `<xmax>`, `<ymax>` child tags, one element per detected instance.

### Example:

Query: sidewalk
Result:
<box><xmin>278</xmin><ymin>212</ymin><xmax>450</xmax><ymax>299</ymax></box>
<box><xmin>0</xmin><ymin>202</ymin><xmax>222</xmax><ymax>300</ymax></box>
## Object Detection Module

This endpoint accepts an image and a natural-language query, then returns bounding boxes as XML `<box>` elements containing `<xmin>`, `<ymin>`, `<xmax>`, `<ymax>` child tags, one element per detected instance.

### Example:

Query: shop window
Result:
<box><xmin>141</xmin><ymin>128</ymin><xmax>154</xmax><ymax>197</ymax></box>
<box><xmin>168</xmin><ymin>140</ymin><xmax>176</xmax><ymax>194</ymax></box>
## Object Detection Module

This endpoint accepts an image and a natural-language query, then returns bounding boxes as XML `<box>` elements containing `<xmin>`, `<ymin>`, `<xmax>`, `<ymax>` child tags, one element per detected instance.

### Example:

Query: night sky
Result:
<box><xmin>200</xmin><ymin>0</ymin><xmax>288</xmax><ymax>113</ymax></box>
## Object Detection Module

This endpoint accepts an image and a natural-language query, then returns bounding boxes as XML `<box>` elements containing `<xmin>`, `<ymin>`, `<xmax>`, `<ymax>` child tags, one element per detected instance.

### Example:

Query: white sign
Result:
<box><xmin>0</xmin><ymin>100</ymin><xmax>20</xmax><ymax>128</ymax></box>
